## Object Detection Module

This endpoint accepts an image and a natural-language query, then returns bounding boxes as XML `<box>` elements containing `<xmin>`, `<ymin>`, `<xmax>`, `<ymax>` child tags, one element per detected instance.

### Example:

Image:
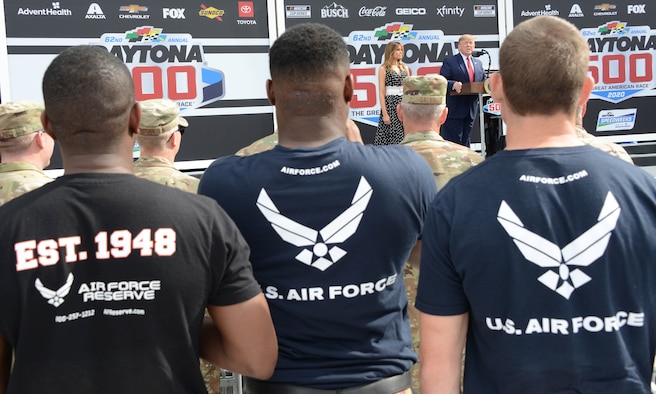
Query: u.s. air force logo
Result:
<box><xmin>256</xmin><ymin>176</ymin><xmax>373</xmax><ymax>271</ymax></box>
<box><xmin>35</xmin><ymin>273</ymin><xmax>74</xmax><ymax>307</ymax></box>
<box><xmin>497</xmin><ymin>192</ymin><xmax>620</xmax><ymax>299</ymax></box>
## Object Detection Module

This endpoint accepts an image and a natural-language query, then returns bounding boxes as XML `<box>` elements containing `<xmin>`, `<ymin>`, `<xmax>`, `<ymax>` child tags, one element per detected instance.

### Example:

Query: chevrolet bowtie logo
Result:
<box><xmin>498</xmin><ymin>192</ymin><xmax>620</xmax><ymax>299</ymax></box>
<box><xmin>594</xmin><ymin>3</ymin><xmax>616</xmax><ymax>11</ymax></box>
<box><xmin>257</xmin><ymin>176</ymin><xmax>373</xmax><ymax>271</ymax></box>
<box><xmin>120</xmin><ymin>4</ymin><xmax>148</xmax><ymax>13</ymax></box>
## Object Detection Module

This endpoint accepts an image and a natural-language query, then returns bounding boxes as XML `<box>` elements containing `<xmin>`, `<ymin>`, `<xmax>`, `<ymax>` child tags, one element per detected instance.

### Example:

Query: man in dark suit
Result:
<box><xmin>440</xmin><ymin>34</ymin><xmax>486</xmax><ymax>147</ymax></box>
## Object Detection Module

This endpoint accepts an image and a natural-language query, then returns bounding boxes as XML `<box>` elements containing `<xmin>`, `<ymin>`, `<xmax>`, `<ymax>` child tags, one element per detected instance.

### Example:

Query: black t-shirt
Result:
<box><xmin>0</xmin><ymin>173</ymin><xmax>261</xmax><ymax>393</ymax></box>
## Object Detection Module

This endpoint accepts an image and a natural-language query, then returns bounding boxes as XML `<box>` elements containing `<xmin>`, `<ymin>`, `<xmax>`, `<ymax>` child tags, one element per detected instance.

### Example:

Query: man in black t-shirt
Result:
<box><xmin>0</xmin><ymin>46</ymin><xmax>277</xmax><ymax>393</ymax></box>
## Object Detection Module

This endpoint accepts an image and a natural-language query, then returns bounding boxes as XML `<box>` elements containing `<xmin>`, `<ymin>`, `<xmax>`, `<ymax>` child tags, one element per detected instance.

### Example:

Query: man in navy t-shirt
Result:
<box><xmin>416</xmin><ymin>16</ymin><xmax>656</xmax><ymax>393</ymax></box>
<box><xmin>200</xmin><ymin>23</ymin><xmax>436</xmax><ymax>393</ymax></box>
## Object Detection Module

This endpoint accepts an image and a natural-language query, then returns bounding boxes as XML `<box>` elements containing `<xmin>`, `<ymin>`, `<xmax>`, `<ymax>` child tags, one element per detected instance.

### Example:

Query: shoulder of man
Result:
<box><xmin>586</xmin><ymin>139</ymin><xmax>634</xmax><ymax>164</ymax></box>
<box><xmin>0</xmin><ymin>176</ymin><xmax>53</xmax><ymax>206</ymax></box>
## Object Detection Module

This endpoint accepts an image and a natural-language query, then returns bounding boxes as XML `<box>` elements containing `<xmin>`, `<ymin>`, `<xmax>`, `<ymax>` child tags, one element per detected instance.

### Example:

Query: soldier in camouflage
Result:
<box><xmin>576</xmin><ymin>104</ymin><xmax>633</xmax><ymax>164</ymax></box>
<box><xmin>134</xmin><ymin>99</ymin><xmax>199</xmax><ymax>193</ymax></box>
<box><xmin>0</xmin><ymin>100</ymin><xmax>54</xmax><ymax>206</ymax></box>
<box><xmin>398</xmin><ymin>76</ymin><xmax>484</xmax><ymax>393</ymax></box>
<box><xmin>234</xmin><ymin>119</ymin><xmax>364</xmax><ymax>156</ymax></box>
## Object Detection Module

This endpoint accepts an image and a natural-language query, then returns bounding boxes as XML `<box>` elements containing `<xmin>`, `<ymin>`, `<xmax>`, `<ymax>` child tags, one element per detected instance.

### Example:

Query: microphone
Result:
<box><xmin>471</xmin><ymin>49</ymin><xmax>488</xmax><ymax>57</ymax></box>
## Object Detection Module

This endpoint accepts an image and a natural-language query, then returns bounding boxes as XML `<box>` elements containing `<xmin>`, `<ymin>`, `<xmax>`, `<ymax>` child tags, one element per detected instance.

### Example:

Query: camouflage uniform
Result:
<box><xmin>133</xmin><ymin>156</ymin><xmax>199</xmax><ymax>193</ymax></box>
<box><xmin>400</xmin><ymin>76</ymin><xmax>484</xmax><ymax>393</ymax></box>
<box><xmin>0</xmin><ymin>100</ymin><xmax>53</xmax><ymax>206</ymax></box>
<box><xmin>135</xmin><ymin>99</ymin><xmax>199</xmax><ymax>193</ymax></box>
<box><xmin>576</xmin><ymin>126</ymin><xmax>633</xmax><ymax>164</ymax></box>
<box><xmin>234</xmin><ymin>132</ymin><xmax>278</xmax><ymax>156</ymax></box>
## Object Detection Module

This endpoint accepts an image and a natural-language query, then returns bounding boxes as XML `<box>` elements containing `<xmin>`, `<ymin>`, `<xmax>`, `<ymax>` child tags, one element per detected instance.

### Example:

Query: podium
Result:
<box><xmin>449</xmin><ymin>81</ymin><xmax>490</xmax><ymax>157</ymax></box>
<box><xmin>449</xmin><ymin>82</ymin><xmax>487</xmax><ymax>96</ymax></box>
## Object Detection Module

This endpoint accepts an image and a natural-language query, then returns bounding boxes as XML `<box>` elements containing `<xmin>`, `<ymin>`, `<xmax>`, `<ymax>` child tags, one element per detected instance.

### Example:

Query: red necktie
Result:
<box><xmin>467</xmin><ymin>56</ymin><xmax>474</xmax><ymax>82</ymax></box>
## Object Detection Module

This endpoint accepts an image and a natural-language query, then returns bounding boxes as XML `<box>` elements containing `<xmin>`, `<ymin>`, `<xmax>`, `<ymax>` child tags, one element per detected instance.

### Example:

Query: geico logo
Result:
<box><xmin>628</xmin><ymin>4</ymin><xmax>646</xmax><ymax>14</ymax></box>
<box><xmin>396</xmin><ymin>8</ymin><xmax>426</xmax><ymax>15</ymax></box>
<box><xmin>163</xmin><ymin>8</ymin><xmax>185</xmax><ymax>18</ymax></box>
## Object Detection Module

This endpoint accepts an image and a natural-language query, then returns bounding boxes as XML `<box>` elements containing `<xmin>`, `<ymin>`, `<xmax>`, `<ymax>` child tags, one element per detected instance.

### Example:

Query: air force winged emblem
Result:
<box><xmin>35</xmin><ymin>273</ymin><xmax>74</xmax><ymax>307</ymax></box>
<box><xmin>497</xmin><ymin>192</ymin><xmax>620</xmax><ymax>299</ymax></box>
<box><xmin>256</xmin><ymin>176</ymin><xmax>373</xmax><ymax>271</ymax></box>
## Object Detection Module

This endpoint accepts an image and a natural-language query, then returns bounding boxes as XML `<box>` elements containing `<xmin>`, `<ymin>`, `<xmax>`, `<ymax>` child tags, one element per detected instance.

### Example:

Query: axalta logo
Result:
<box><xmin>163</xmin><ymin>8</ymin><xmax>185</xmax><ymax>19</ymax></box>
<box><xmin>86</xmin><ymin>3</ymin><xmax>105</xmax><ymax>19</ymax></box>
<box><xmin>257</xmin><ymin>175</ymin><xmax>371</xmax><ymax>272</ymax></box>
<box><xmin>119</xmin><ymin>4</ymin><xmax>149</xmax><ymax>19</ymax></box>
<box><xmin>520</xmin><ymin>4</ymin><xmax>559</xmax><ymax>17</ymax></box>
<box><xmin>628</xmin><ymin>4</ymin><xmax>646</xmax><ymax>14</ymax></box>
<box><xmin>498</xmin><ymin>192</ymin><xmax>620</xmax><ymax>299</ymax></box>
<box><xmin>359</xmin><ymin>6</ymin><xmax>386</xmax><ymax>17</ymax></box>
<box><xmin>396</xmin><ymin>8</ymin><xmax>426</xmax><ymax>16</ymax></box>
<box><xmin>97</xmin><ymin>27</ymin><xmax>225</xmax><ymax>109</ymax></box>
<box><xmin>199</xmin><ymin>4</ymin><xmax>224</xmax><ymax>21</ymax></box>
<box><xmin>594</xmin><ymin>3</ymin><xmax>618</xmax><ymax>16</ymax></box>
<box><xmin>17</xmin><ymin>2</ymin><xmax>72</xmax><ymax>16</ymax></box>
<box><xmin>596</xmin><ymin>108</ymin><xmax>637</xmax><ymax>132</ymax></box>
<box><xmin>322</xmin><ymin>2</ymin><xmax>349</xmax><ymax>18</ymax></box>
<box><xmin>436</xmin><ymin>6</ymin><xmax>465</xmax><ymax>17</ymax></box>
<box><xmin>568</xmin><ymin>4</ymin><xmax>584</xmax><ymax>17</ymax></box>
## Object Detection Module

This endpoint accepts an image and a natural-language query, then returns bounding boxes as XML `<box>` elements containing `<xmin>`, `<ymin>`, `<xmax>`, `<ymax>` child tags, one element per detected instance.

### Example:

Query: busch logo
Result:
<box><xmin>358</xmin><ymin>6</ymin><xmax>386</xmax><ymax>17</ymax></box>
<box><xmin>163</xmin><ymin>8</ymin><xmax>185</xmax><ymax>19</ymax></box>
<box><xmin>321</xmin><ymin>3</ymin><xmax>349</xmax><ymax>18</ymax></box>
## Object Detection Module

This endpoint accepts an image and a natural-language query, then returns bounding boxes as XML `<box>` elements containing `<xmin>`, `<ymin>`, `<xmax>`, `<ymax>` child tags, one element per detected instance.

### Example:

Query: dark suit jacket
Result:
<box><xmin>440</xmin><ymin>53</ymin><xmax>486</xmax><ymax>120</ymax></box>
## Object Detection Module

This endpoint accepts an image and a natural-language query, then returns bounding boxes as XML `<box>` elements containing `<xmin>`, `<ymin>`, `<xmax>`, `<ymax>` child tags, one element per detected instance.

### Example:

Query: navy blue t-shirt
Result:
<box><xmin>200</xmin><ymin>137</ymin><xmax>437</xmax><ymax>388</ymax></box>
<box><xmin>416</xmin><ymin>146</ymin><xmax>656</xmax><ymax>393</ymax></box>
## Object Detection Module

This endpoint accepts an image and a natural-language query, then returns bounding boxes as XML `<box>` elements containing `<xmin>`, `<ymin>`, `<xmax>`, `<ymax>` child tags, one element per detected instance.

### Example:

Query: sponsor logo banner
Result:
<box><xmin>596</xmin><ymin>108</ymin><xmax>638</xmax><ymax>131</ymax></box>
<box><xmin>583</xmin><ymin>21</ymin><xmax>656</xmax><ymax>103</ymax></box>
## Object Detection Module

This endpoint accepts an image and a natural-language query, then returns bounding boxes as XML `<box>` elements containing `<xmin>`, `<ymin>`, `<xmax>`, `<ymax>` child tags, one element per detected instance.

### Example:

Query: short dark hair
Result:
<box><xmin>269</xmin><ymin>23</ymin><xmax>349</xmax><ymax>80</ymax></box>
<box><xmin>42</xmin><ymin>45</ymin><xmax>135</xmax><ymax>149</ymax></box>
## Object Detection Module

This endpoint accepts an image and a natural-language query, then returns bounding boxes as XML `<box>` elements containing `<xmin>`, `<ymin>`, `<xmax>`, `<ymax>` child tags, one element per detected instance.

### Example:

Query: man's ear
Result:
<box><xmin>579</xmin><ymin>75</ymin><xmax>594</xmax><ymax>109</ymax></box>
<box><xmin>396</xmin><ymin>103</ymin><xmax>404</xmax><ymax>122</ymax></box>
<box><xmin>489</xmin><ymin>72</ymin><xmax>503</xmax><ymax>104</ymax></box>
<box><xmin>344</xmin><ymin>74</ymin><xmax>354</xmax><ymax>103</ymax></box>
<box><xmin>40</xmin><ymin>110</ymin><xmax>57</xmax><ymax>140</ymax></box>
<box><xmin>129</xmin><ymin>102</ymin><xmax>141</xmax><ymax>137</ymax></box>
<box><xmin>266</xmin><ymin>79</ymin><xmax>275</xmax><ymax>106</ymax></box>
<box><xmin>439</xmin><ymin>107</ymin><xmax>449</xmax><ymax>125</ymax></box>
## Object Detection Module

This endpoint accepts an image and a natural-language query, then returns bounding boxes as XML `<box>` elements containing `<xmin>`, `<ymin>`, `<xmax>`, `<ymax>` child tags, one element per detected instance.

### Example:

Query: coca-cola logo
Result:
<box><xmin>359</xmin><ymin>6</ymin><xmax>386</xmax><ymax>17</ymax></box>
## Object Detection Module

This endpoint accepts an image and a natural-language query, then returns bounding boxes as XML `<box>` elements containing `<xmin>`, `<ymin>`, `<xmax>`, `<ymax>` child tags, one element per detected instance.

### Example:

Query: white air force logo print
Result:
<box><xmin>497</xmin><ymin>192</ymin><xmax>620</xmax><ymax>299</ymax></box>
<box><xmin>35</xmin><ymin>273</ymin><xmax>74</xmax><ymax>307</ymax></box>
<box><xmin>257</xmin><ymin>176</ymin><xmax>373</xmax><ymax>271</ymax></box>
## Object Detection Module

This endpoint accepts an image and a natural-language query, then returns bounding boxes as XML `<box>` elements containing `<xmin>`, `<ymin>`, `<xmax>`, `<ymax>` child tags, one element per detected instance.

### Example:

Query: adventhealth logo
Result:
<box><xmin>497</xmin><ymin>192</ymin><xmax>620</xmax><ymax>299</ymax></box>
<box><xmin>257</xmin><ymin>176</ymin><xmax>373</xmax><ymax>271</ymax></box>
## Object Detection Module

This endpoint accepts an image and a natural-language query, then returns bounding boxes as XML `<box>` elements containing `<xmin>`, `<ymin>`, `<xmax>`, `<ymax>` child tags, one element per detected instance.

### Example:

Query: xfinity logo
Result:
<box><xmin>497</xmin><ymin>192</ymin><xmax>620</xmax><ymax>299</ymax></box>
<box><xmin>568</xmin><ymin>4</ymin><xmax>584</xmax><ymax>17</ymax></box>
<box><xmin>396</xmin><ymin>7</ymin><xmax>426</xmax><ymax>15</ymax></box>
<box><xmin>628</xmin><ymin>4</ymin><xmax>646</xmax><ymax>14</ymax></box>
<box><xmin>436</xmin><ymin>5</ymin><xmax>465</xmax><ymax>17</ymax></box>
<box><xmin>163</xmin><ymin>8</ymin><xmax>185</xmax><ymax>19</ymax></box>
<box><xmin>257</xmin><ymin>176</ymin><xmax>373</xmax><ymax>271</ymax></box>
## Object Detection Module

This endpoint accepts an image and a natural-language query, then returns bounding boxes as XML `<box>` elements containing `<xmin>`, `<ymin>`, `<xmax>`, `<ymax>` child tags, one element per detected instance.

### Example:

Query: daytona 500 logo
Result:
<box><xmin>95</xmin><ymin>26</ymin><xmax>225</xmax><ymax>109</ymax></box>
